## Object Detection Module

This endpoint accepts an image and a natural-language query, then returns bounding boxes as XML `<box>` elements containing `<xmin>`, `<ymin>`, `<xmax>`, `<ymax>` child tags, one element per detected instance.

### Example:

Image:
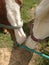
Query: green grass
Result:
<box><xmin>21</xmin><ymin>0</ymin><xmax>39</xmax><ymax>23</ymax></box>
<box><xmin>0</xmin><ymin>32</ymin><xmax>13</xmax><ymax>48</ymax></box>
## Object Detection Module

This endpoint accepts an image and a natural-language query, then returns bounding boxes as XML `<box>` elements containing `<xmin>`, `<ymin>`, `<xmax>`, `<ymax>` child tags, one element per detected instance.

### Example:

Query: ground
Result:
<box><xmin>0</xmin><ymin>0</ymin><xmax>49</xmax><ymax>65</ymax></box>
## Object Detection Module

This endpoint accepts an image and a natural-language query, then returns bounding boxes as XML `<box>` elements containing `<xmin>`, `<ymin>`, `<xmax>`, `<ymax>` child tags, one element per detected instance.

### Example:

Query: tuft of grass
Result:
<box><xmin>0</xmin><ymin>32</ymin><xmax>13</xmax><ymax>48</ymax></box>
<box><xmin>21</xmin><ymin>0</ymin><xmax>39</xmax><ymax>23</ymax></box>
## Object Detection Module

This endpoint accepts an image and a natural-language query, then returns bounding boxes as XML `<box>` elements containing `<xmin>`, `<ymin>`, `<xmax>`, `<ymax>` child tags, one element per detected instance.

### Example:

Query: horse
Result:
<box><xmin>25</xmin><ymin>0</ymin><xmax>49</xmax><ymax>49</ymax></box>
<box><xmin>0</xmin><ymin>0</ymin><xmax>26</xmax><ymax>44</ymax></box>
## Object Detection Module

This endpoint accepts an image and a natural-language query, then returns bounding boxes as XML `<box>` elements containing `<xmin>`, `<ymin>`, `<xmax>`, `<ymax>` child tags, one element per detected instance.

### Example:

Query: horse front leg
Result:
<box><xmin>6</xmin><ymin>7</ymin><xmax>26</xmax><ymax>44</ymax></box>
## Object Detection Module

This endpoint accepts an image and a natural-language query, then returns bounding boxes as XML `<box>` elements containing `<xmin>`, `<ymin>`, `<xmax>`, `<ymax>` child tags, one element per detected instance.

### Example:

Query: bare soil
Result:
<box><xmin>0</xmin><ymin>47</ymin><xmax>33</xmax><ymax>65</ymax></box>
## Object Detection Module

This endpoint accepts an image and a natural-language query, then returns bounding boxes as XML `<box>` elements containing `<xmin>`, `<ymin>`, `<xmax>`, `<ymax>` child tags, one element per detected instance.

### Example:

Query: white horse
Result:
<box><xmin>24</xmin><ymin>0</ymin><xmax>49</xmax><ymax>49</ymax></box>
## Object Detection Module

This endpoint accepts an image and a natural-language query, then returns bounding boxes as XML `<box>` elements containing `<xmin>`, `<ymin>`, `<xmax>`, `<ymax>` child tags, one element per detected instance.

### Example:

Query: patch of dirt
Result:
<box><xmin>0</xmin><ymin>47</ymin><xmax>32</xmax><ymax>65</ymax></box>
<box><xmin>28</xmin><ymin>53</ymin><xmax>40</xmax><ymax>65</ymax></box>
<box><xmin>0</xmin><ymin>48</ymin><xmax>12</xmax><ymax>65</ymax></box>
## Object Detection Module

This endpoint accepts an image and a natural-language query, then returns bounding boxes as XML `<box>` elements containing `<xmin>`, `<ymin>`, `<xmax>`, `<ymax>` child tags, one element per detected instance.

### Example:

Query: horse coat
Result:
<box><xmin>0</xmin><ymin>0</ymin><xmax>26</xmax><ymax>44</ymax></box>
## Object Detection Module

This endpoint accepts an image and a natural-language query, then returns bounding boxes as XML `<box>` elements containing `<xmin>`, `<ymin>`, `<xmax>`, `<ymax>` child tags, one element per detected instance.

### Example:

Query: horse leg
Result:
<box><xmin>33</xmin><ymin>0</ymin><xmax>49</xmax><ymax>39</ymax></box>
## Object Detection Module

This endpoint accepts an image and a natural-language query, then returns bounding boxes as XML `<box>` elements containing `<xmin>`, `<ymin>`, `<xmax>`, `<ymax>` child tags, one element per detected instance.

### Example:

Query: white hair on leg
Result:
<box><xmin>5</xmin><ymin>0</ymin><xmax>26</xmax><ymax>44</ymax></box>
<box><xmin>25</xmin><ymin>35</ymin><xmax>38</xmax><ymax>49</ymax></box>
<box><xmin>13</xmin><ymin>5</ymin><xmax>26</xmax><ymax>44</ymax></box>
